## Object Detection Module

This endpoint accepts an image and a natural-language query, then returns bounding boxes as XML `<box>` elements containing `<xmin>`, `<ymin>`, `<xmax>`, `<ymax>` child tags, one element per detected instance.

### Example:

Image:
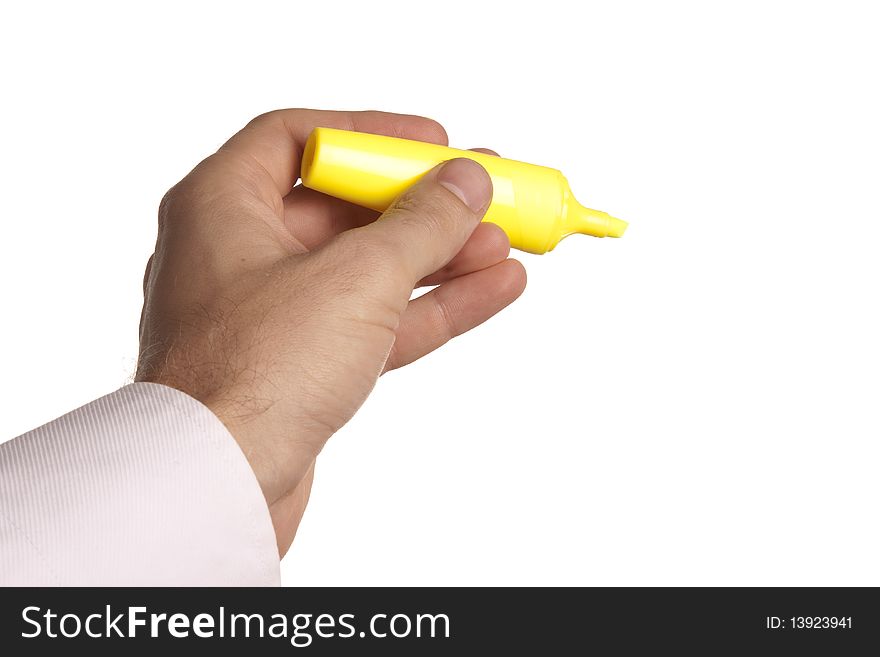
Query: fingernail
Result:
<box><xmin>437</xmin><ymin>158</ymin><xmax>492</xmax><ymax>214</ymax></box>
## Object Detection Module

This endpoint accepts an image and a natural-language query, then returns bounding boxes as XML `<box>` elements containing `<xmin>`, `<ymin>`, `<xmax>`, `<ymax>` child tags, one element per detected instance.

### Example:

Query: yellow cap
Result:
<box><xmin>301</xmin><ymin>127</ymin><xmax>627</xmax><ymax>254</ymax></box>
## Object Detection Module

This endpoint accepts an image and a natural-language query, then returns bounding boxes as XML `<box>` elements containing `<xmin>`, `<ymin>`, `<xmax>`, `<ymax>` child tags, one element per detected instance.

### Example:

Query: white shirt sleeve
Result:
<box><xmin>0</xmin><ymin>382</ymin><xmax>280</xmax><ymax>586</ymax></box>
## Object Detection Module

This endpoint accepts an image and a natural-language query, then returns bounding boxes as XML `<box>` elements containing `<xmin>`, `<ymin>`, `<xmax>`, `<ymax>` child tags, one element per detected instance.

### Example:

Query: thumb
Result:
<box><xmin>358</xmin><ymin>157</ymin><xmax>493</xmax><ymax>283</ymax></box>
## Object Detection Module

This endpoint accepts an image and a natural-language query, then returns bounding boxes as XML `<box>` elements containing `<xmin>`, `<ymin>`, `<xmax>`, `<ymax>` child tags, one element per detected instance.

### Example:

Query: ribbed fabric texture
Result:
<box><xmin>0</xmin><ymin>383</ymin><xmax>280</xmax><ymax>586</ymax></box>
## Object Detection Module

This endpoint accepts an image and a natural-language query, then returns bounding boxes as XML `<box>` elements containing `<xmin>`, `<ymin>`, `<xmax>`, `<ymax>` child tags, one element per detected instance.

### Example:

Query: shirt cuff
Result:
<box><xmin>0</xmin><ymin>382</ymin><xmax>280</xmax><ymax>586</ymax></box>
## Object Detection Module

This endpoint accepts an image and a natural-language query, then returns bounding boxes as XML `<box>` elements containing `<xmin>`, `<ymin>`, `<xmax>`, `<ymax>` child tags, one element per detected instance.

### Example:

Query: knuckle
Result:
<box><xmin>156</xmin><ymin>178</ymin><xmax>206</xmax><ymax>228</ymax></box>
<box><xmin>390</xmin><ymin>187</ymin><xmax>462</xmax><ymax>237</ymax></box>
<box><xmin>157</xmin><ymin>186</ymin><xmax>177</xmax><ymax>231</ymax></box>
<box><xmin>157</xmin><ymin>161</ymin><xmax>245</xmax><ymax>231</ymax></box>
<box><xmin>421</xmin><ymin>118</ymin><xmax>449</xmax><ymax>145</ymax></box>
<box><xmin>243</xmin><ymin>108</ymin><xmax>305</xmax><ymax>134</ymax></box>
<box><xmin>245</xmin><ymin>109</ymin><xmax>285</xmax><ymax>129</ymax></box>
<box><xmin>142</xmin><ymin>254</ymin><xmax>155</xmax><ymax>294</ymax></box>
<box><xmin>431</xmin><ymin>293</ymin><xmax>459</xmax><ymax>343</ymax></box>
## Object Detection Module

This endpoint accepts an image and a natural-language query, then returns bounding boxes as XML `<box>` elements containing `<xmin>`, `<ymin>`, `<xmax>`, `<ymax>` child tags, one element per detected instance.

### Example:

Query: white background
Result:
<box><xmin>1</xmin><ymin>1</ymin><xmax>878</xmax><ymax>585</ymax></box>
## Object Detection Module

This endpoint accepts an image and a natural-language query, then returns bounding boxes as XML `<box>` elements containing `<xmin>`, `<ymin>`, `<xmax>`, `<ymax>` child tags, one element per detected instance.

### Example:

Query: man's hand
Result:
<box><xmin>136</xmin><ymin>109</ymin><xmax>527</xmax><ymax>555</ymax></box>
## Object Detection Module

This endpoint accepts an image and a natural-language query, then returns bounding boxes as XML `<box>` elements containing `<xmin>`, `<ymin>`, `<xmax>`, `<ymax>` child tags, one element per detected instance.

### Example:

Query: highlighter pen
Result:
<box><xmin>300</xmin><ymin>127</ymin><xmax>627</xmax><ymax>254</ymax></box>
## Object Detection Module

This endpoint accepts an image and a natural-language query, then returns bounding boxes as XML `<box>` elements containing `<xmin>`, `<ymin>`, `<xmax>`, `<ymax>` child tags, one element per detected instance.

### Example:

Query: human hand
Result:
<box><xmin>136</xmin><ymin>110</ymin><xmax>527</xmax><ymax>555</ymax></box>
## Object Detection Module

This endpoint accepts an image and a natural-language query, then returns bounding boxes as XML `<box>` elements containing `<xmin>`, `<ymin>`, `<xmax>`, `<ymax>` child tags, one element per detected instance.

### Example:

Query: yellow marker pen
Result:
<box><xmin>300</xmin><ymin>127</ymin><xmax>627</xmax><ymax>255</ymax></box>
